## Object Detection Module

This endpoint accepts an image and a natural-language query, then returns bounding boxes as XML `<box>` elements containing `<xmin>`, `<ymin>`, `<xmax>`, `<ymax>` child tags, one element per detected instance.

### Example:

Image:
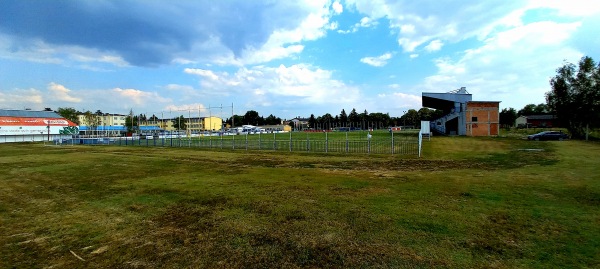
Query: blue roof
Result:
<box><xmin>79</xmin><ymin>126</ymin><xmax>163</xmax><ymax>131</ymax></box>
<box><xmin>0</xmin><ymin>110</ymin><xmax>63</xmax><ymax>118</ymax></box>
<box><xmin>140</xmin><ymin>126</ymin><xmax>162</xmax><ymax>131</ymax></box>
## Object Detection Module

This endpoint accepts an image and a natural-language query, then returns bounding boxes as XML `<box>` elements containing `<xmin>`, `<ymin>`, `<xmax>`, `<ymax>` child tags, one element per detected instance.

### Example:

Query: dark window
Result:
<box><xmin>472</xmin><ymin>117</ymin><xmax>478</xmax><ymax>122</ymax></box>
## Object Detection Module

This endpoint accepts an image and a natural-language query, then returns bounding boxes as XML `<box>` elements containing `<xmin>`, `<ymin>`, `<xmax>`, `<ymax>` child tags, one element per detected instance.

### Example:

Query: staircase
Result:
<box><xmin>430</xmin><ymin>111</ymin><xmax>460</xmax><ymax>135</ymax></box>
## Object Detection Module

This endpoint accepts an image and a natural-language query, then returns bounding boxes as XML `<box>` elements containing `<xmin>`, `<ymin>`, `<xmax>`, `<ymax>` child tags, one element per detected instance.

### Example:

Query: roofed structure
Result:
<box><xmin>422</xmin><ymin>87</ymin><xmax>500</xmax><ymax>136</ymax></box>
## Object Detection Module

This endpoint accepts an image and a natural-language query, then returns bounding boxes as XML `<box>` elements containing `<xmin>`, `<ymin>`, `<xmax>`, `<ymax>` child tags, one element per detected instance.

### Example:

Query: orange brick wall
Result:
<box><xmin>466</xmin><ymin>102</ymin><xmax>500</xmax><ymax>136</ymax></box>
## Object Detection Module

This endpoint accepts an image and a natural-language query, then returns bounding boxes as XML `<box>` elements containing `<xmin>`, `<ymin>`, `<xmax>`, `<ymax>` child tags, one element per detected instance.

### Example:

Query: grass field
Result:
<box><xmin>113</xmin><ymin>130</ymin><xmax>421</xmax><ymax>155</ymax></box>
<box><xmin>1</xmin><ymin>136</ymin><xmax>599</xmax><ymax>268</ymax></box>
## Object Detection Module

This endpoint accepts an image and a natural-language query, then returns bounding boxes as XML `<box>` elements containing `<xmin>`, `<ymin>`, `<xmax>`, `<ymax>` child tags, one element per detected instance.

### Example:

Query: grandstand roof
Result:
<box><xmin>0</xmin><ymin>110</ymin><xmax>63</xmax><ymax>118</ymax></box>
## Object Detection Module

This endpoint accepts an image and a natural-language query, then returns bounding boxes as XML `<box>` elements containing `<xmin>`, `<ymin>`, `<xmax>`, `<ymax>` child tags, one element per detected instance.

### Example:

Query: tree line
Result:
<box><xmin>500</xmin><ymin>56</ymin><xmax>599</xmax><ymax>139</ymax></box>
<box><xmin>226</xmin><ymin>108</ymin><xmax>444</xmax><ymax>130</ymax></box>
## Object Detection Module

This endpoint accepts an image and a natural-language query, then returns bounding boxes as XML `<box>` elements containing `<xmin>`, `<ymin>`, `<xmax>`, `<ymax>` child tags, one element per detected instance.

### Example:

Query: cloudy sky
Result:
<box><xmin>1</xmin><ymin>0</ymin><xmax>598</xmax><ymax>119</ymax></box>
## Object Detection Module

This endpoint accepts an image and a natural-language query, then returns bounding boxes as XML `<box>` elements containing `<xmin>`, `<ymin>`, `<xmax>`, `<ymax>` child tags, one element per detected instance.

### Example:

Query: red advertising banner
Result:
<box><xmin>0</xmin><ymin>117</ymin><xmax>77</xmax><ymax>127</ymax></box>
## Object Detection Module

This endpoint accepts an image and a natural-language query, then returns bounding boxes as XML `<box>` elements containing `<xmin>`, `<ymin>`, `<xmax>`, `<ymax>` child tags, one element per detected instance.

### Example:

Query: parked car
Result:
<box><xmin>527</xmin><ymin>131</ymin><xmax>569</xmax><ymax>141</ymax></box>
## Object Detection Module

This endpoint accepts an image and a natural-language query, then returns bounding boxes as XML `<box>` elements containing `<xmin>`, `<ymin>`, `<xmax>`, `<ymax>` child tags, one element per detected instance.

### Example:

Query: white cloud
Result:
<box><xmin>163</xmin><ymin>103</ymin><xmax>207</xmax><ymax>114</ymax></box>
<box><xmin>212</xmin><ymin>1</ymin><xmax>340</xmax><ymax>65</ymax></box>
<box><xmin>332</xmin><ymin>1</ymin><xmax>343</xmax><ymax>14</ymax></box>
<box><xmin>418</xmin><ymin>19</ymin><xmax>583</xmax><ymax>109</ymax></box>
<box><xmin>359</xmin><ymin>17</ymin><xmax>377</xmax><ymax>27</ymax></box>
<box><xmin>184</xmin><ymin>68</ymin><xmax>220</xmax><ymax>81</ymax></box>
<box><xmin>409</xmin><ymin>53</ymin><xmax>419</xmax><ymax>59</ymax></box>
<box><xmin>360</xmin><ymin>52</ymin><xmax>393</xmax><ymax>67</ymax></box>
<box><xmin>424</xmin><ymin>40</ymin><xmax>443</xmax><ymax>52</ymax></box>
<box><xmin>375</xmin><ymin>92</ymin><xmax>422</xmax><ymax>111</ymax></box>
<box><xmin>337</xmin><ymin>16</ymin><xmax>379</xmax><ymax>34</ymax></box>
<box><xmin>0</xmin><ymin>88</ymin><xmax>43</xmax><ymax>109</ymax></box>
<box><xmin>48</xmin><ymin>82</ymin><xmax>82</xmax><ymax>103</ymax></box>
<box><xmin>0</xmin><ymin>1</ymin><xmax>341</xmax><ymax>67</ymax></box>
<box><xmin>112</xmin><ymin>88</ymin><xmax>170</xmax><ymax>106</ymax></box>
<box><xmin>530</xmin><ymin>0</ymin><xmax>600</xmax><ymax>16</ymax></box>
<box><xmin>185</xmin><ymin>64</ymin><xmax>361</xmax><ymax>108</ymax></box>
<box><xmin>400</xmin><ymin>24</ymin><xmax>416</xmax><ymax>34</ymax></box>
<box><xmin>346</xmin><ymin>0</ymin><xmax>527</xmax><ymax>52</ymax></box>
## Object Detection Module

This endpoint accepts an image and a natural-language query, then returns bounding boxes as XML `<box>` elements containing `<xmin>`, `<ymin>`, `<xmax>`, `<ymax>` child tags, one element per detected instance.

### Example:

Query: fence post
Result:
<box><xmin>273</xmin><ymin>132</ymin><xmax>276</xmax><ymax>150</ymax></box>
<box><xmin>245</xmin><ymin>133</ymin><xmax>248</xmax><ymax>151</ymax></box>
<box><xmin>306</xmin><ymin>133</ymin><xmax>309</xmax><ymax>152</ymax></box>
<box><xmin>418</xmin><ymin>131</ymin><xmax>422</xmax><ymax>158</ymax></box>
<box><xmin>345</xmin><ymin>132</ymin><xmax>349</xmax><ymax>153</ymax></box>
<box><xmin>289</xmin><ymin>131</ymin><xmax>292</xmax><ymax>152</ymax></box>
<box><xmin>325</xmin><ymin>132</ymin><xmax>328</xmax><ymax>153</ymax></box>
<box><xmin>232</xmin><ymin>134</ymin><xmax>235</xmax><ymax>150</ymax></box>
<box><xmin>391</xmin><ymin>131</ymin><xmax>394</xmax><ymax>155</ymax></box>
<box><xmin>258</xmin><ymin>132</ymin><xmax>261</xmax><ymax>150</ymax></box>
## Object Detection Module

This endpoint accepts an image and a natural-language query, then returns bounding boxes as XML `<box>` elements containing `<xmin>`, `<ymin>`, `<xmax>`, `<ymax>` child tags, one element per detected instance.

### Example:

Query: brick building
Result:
<box><xmin>422</xmin><ymin>87</ymin><xmax>500</xmax><ymax>136</ymax></box>
<box><xmin>466</xmin><ymin>101</ymin><xmax>500</xmax><ymax>136</ymax></box>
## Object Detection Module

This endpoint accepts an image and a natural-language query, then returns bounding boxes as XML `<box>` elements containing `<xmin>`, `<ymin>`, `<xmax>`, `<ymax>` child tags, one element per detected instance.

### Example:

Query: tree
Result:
<box><xmin>149</xmin><ymin>114</ymin><xmax>159</xmax><ymax>122</ymax></box>
<box><xmin>518</xmin><ymin>104</ymin><xmax>537</xmax><ymax>116</ymax></box>
<box><xmin>547</xmin><ymin>56</ymin><xmax>600</xmax><ymax>139</ymax></box>
<box><xmin>243</xmin><ymin>110</ymin><xmax>260</xmax><ymax>125</ymax></box>
<box><xmin>173</xmin><ymin>115</ymin><xmax>187</xmax><ymax>130</ymax></box>
<box><xmin>56</xmin><ymin>107</ymin><xmax>81</xmax><ymax>124</ymax></box>
<box><xmin>339</xmin><ymin>109</ymin><xmax>348</xmax><ymax>126</ymax></box>
<box><xmin>534</xmin><ymin>103</ymin><xmax>549</xmax><ymax>114</ymax></box>
<box><xmin>225</xmin><ymin>115</ymin><xmax>242</xmax><ymax>127</ymax></box>
<box><xmin>400</xmin><ymin>109</ymin><xmax>419</xmax><ymax>127</ymax></box>
<box><xmin>499</xmin><ymin>108</ymin><xmax>518</xmax><ymax>128</ymax></box>
<box><xmin>417</xmin><ymin>108</ymin><xmax>434</xmax><ymax>121</ymax></box>
<box><xmin>125</xmin><ymin>110</ymin><xmax>138</xmax><ymax>133</ymax></box>
<box><xmin>369</xmin><ymin>112</ymin><xmax>391</xmax><ymax>129</ymax></box>
<box><xmin>359</xmin><ymin>110</ymin><xmax>369</xmax><ymax>123</ymax></box>
<box><xmin>348</xmin><ymin>108</ymin><xmax>359</xmax><ymax>125</ymax></box>
<box><xmin>83</xmin><ymin>110</ymin><xmax>100</xmax><ymax>135</ymax></box>
<box><xmin>308</xmin><ymin>114</ymin><xmax>316</xmax><ymax>129</ymax></box>
<box><xmin>318</xmin><ymin>113</ymin><xmax>333</xmax><ymax>130</ymax></box>
<box><xmin>264</xmin><ymin>114</ymin><xmax>281</xmax><ymax>125</ymax></box>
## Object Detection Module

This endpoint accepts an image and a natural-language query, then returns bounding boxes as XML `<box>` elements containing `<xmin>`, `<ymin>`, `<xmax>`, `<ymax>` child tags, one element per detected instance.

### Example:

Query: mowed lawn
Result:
<box><xmin>1</xmin><ymin>136</ymin><xmax>599</xmax><ymax>268</ymax></box>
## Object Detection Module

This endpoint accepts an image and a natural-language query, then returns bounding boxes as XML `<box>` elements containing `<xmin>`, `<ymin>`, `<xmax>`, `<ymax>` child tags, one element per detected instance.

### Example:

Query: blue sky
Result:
<box><xmin>1</xmin><ymin>0</ymin><xmax>598</xmax><ymax>119</ymax></box>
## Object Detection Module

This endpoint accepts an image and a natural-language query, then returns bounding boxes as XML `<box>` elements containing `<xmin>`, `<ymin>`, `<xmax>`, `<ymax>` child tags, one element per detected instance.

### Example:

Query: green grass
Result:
<box><xmin>1</xmin><ymin>136</ymin><xmax>599</xmax><ymax>268</ymax></box>
<box><xmin>116</xmin><ymin>130</ymin><xmax>421</xmax><ymax>155</ymax></box>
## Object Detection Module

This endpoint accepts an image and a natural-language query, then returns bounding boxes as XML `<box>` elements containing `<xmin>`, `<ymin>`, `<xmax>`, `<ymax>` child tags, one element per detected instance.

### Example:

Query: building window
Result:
<box><xmin>472</xmin><ymin>117</ymin><xmax>478</xmax><ymax>122</ymax></box>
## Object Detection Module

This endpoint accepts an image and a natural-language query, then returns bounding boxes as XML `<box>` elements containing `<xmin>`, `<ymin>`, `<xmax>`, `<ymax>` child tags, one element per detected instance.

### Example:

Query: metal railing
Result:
<box><xmin>58</xmin><ymin>131</ymin><xmax>423</xmax><ymax>156</ymax></box>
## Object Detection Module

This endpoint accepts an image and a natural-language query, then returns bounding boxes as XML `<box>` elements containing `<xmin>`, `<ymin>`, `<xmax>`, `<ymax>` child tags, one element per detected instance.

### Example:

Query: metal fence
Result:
<box><xmin>59</xmin><ymin>131</ymin><xmax>423</xmax><ymax>156</ymax></box>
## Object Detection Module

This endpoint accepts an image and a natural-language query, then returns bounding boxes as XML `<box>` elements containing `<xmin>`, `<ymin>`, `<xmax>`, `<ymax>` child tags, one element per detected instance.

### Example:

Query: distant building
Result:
<box><xmin>515</xmin><ymin>115</ymin><xmax>557</xmax><ymax>128</ymax></box>
<box><xmin>77</xmin><ymin>112</ymin><xmax>223</xmax><ymax>135</ymax></box>
<box><xmin>0</xmin><ymin>110</ymin><xmax>78</xmax><ymax>143</ymax></box>
<box><xmin>260</xmin><ymin>124</ymin><xmax>292</xmax><ymax>132</ymax></box>
<box><xmin>289</xmin><ymin>117</ymin><xmax>309</xmax><ymax>130</ymax></box>
<box><xmin>422</xmin><ymin>87</ymin><xmax>500</xmax><ymax>136</ymax></box>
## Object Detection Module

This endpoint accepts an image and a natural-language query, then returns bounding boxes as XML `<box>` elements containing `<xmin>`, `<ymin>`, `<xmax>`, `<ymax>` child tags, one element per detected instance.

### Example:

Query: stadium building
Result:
<box><xmin>0</xmin><ymin>110</ymin><xmax>79</xmax><ymax>143</ymax></box>
<box><xmin>422</xmin><ymin>87</ymin><xmax>500</xmax><ymax>136</ymax></box>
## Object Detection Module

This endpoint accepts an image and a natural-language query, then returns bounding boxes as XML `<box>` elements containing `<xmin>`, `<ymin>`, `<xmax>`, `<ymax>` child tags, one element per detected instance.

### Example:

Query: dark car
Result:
<box><xmin>527</xmin><ymin>131</ymin><xmax>569</xmax><ymax>141</ymax></box>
